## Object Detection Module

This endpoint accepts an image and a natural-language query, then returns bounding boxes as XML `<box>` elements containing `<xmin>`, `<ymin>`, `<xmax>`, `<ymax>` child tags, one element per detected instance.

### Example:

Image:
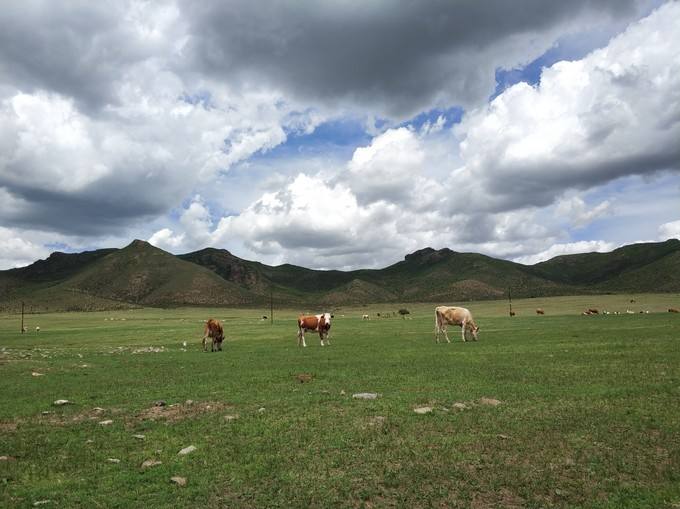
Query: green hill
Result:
<box><xmin>2</xmin><ymin>239</ymin><xmax>679</xmax><ymax>311</ymax></box>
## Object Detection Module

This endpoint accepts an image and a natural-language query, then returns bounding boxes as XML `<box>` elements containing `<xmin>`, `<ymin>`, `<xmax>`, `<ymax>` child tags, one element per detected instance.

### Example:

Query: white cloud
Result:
<box><xmin>0</xmin><ymin>227</ymin><xmax>50</xmax><ymax>269</ymax></box>
<box><xmin>556</xmin><ymin>195</ymin><xmax>611</xmax><ymax>228</ymax></box>
<box><xmin>452</xmin><ymin>1</ymin><xmax>680</xmax><ymax>213</ymax></box>
<box><xmin>658</xmin><ymin>219</ymin><xmax>680</xmax><ymax>240</ymax></box>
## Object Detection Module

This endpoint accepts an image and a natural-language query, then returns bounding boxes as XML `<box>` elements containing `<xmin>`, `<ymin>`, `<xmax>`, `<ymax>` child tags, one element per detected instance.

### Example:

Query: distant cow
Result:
<box><xmin>362</xmin><ymin>314</ymin><xmax>370</xmax><ymax>320</ymax></box>
<box><xmin>35</xmin><ymin>326</ymin><xmax>40</xmax><ymax>332</ymax></box>
<box><xmin>434</xmin><ymin>306</ymin><xmax>479</xmax><ymax>343</ymax></box>
<box><xmin>202</xmin><ymin>319</ymin><xmax>224</xmax><ymax>352</ymax></box>
<box><xmin>668</xmin><ymin>308</ymin><xmax>680</xmax><ymax>313</ymax></box>
<box><xmin>587</xmin><ymin>308</ymin><xmax>599</xmax><ymax>314</ymax></box>
<box><xmin>297</xmin><ymin>313</ymin><xmax>332</xmax><ymax>347</ymax></box>
<box><xmin>509</xmin><ymin>311</ymin><xmax>516</xmax><ymax>317</ymax></box>
<box><xmin>536</xmin><ymin>308</ymin><xmax>545</xmax><ymax>315</ymax></box>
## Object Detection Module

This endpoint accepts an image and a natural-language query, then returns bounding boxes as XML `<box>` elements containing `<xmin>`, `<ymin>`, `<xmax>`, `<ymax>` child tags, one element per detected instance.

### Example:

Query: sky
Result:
<box><xmin>1</xmin><ymin>0</ymin><xmax>679</xmax><ymax>270</ymax></box>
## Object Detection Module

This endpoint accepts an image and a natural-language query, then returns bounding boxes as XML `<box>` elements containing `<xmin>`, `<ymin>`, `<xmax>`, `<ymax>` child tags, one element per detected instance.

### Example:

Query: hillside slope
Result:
<box><xmin>2</xmin><ymin>239</ymin><xmax>679</xmax><ymax>311</ymax></box>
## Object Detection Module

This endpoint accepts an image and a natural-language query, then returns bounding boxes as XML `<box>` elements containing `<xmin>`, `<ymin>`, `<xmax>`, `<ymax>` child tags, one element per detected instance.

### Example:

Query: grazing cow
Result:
<box><xmin>297</xmin><ymin>313</ymin><xmax>332</xmax><ymax>347</ymax></box>
<box><xmin>536</xmin><ymin>308</ymin><xmax>545</xmax><ymax>315</ymax></box>
<box><xmin>434</xmin><ymin>306</ymin><xmax>479</xmax><ymax>343</ymax></box>
<box><xmin>35</xmin><ymin>326</ymin><xmax>40</xmax><ymax>332</ymax></box>
<box><xmin>362</xmin><ymin>314</ymin><xmax>370</xmax><ymax>320</ymax></box>
<box><xmin>509</xmin><ymin>311</ymin><xmax>516</xmax><ymax>317</ymax></box>
<box><xmin>587</xmin><ymin>308</ymin><xmax>599</xmax><ymax>315</ymax></box>
<box><xmin>669</xmin><ymin>308</ymin><xmax>680</xmax><ymax>313</ymax></box>
<box><xmin>202</xmin><ymin>319</ymin><xmax>224</xmax><ymax>352</ymax></box>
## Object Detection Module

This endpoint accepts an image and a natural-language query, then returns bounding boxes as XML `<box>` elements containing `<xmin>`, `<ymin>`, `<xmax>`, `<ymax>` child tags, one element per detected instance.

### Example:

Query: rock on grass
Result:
<box><xmin>479</xmin><ymin>397</ymin><xmax>502</xmax><ymax>406</ymax></box>
<box><xmin>352</xmin><ymin>393</ymin><xmax>379</xmax><ymax>400</ymax></box>
<box><xmin>178</xmin><ymin>445</ymin><xmax>196</xmax><ymax>455</ymax></box>
<box><xmin>170</xmin><ymin>476</ymin><xmax>187</xmax><ymax>487</ymax></box>
<box><xmin>141</xmin><ymin>459</ymin><xmax>162</xmax><ymax>469</ymax></box>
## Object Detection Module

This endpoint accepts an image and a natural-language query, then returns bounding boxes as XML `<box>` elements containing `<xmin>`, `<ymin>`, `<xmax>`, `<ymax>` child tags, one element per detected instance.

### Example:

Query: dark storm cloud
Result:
<box><xmin>181</xmin><ymin>0</ymin><xmax>636</xmax><ymax>118</ymax></box>
<box><xmin>0</xmin><ymin>2</ymin><xmax>164</xmax><ymax>112</ymax></box>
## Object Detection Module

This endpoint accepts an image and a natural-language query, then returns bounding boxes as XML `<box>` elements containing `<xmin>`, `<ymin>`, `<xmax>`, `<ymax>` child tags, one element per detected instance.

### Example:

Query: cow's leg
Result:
<box><xmin>298</xmin><ymin>328</ymin><xmax>307</xmax><ymax>347</ymax></box>
<box><xmin>461</xmin><ymin>321</ymin><xmax>467</xmax><ymax>342</ymax></box>
<box><xmin>319</xmin><ymin>330</ymin><xmax>325</xmax><ymax>346</ymax></box>
<box><xmin>443</xmin><ymin>325</ymin><xmax>451</xmax><ymax>343</ymax></box>
<box><xmin>325</xmin><ymin>331</ymin><xmax>331</xmax><ymax>346</ymax></box>
<box><xmin>435</xmin><ymin>311</ymin><xmax>440</xmax><ymax>343</ymax></box>
<box><xmin>202</xmin><ymin>336</ymin><xmax>208</xmax><ymax>352</ymax></box>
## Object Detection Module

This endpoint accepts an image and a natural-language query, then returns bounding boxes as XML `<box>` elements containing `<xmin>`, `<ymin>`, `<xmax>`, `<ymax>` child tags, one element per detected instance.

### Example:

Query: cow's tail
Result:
<box><xmin>434</xmin><ymin>308</ymin><xmax>440</xmax><ymax>337</ymax></box>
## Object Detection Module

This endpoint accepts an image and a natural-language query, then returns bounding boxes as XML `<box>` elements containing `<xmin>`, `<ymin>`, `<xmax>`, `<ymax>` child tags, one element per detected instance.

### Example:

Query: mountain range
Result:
<box><xmin>1</xmin><ymin>238</ymin><xmax>679</xmax><ymax>312</ymax></box>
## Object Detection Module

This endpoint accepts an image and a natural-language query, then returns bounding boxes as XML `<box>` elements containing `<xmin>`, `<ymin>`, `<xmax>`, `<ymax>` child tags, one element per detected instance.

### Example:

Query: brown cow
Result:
<box><xmin>297</xmin><ymin>313</ymin><xmax>332</xmax><ymax>347</ymax></box>
<box><xmin>536</xmin><ymin>308</ymin><xmax>545</xmax><ymax>315</ymax></box>
<box><xmin>434</xmin><ymin>306</ymin><xmax>479</xmax><ymax>343</ymax></box>
<box><xmin>668</xmin><ymin>308</ymin><xmax>680</xmax><ymax>313</ymax></box>
<box><xmin>203</xmin><ymin>319</ymin><xmax>224</xmax><ymax>352</ymax></box>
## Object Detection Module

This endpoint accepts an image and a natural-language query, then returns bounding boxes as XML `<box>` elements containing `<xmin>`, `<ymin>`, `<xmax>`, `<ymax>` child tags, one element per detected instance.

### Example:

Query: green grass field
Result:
<box><xmin>1</xmin><ymin>294</ymin><xmax>680</xmax><ymax>508</ymax></box>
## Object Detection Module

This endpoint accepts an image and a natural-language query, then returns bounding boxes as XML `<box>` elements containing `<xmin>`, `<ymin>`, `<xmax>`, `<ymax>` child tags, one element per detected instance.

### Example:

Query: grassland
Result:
<box><xmin>1</xmin><ymin>294</ymin><xmax>680</xmax><ymax>508</ymax></box>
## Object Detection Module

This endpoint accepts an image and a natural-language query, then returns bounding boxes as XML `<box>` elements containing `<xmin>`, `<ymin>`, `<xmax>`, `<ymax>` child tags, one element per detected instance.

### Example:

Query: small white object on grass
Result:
<box><xmin>178</xmin><ymin>445</ymin><xmax>196</xmax><ymax>456</ymax></box>
<box><xmin>352</xmin><ymin>393</ymin><xmax>378</xmax><ymax>400</ymax></box>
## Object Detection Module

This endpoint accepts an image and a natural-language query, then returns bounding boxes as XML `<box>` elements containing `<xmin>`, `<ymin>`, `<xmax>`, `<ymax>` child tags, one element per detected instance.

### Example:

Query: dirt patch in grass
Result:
<box><xmin>135</xmin><ymin>401</ymin><xmax>233</xmax><ymax>423</ymax></box>
<box><xmin>0</xmin><ymin>421</ymin><xmax>18</xmax><ymax>432</ymax></box>
<box><xmin>470</xmin><ymin>488</ymin><xmax>525</xmax><ymax>509</ymax></box>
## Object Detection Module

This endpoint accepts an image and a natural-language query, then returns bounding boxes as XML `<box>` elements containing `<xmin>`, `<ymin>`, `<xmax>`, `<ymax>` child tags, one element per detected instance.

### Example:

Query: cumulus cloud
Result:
<box><xmin>0</xmin><ymin>227</ymin><xmax>51</xmax><ymax>269</ymax></box>
<box><xmin>450</xmin><ymin>1</ymin><xmax>680</xmax><ymax>214</ymax></box>
<box><xmin>556</xmin><ymin>196</ymin><xmax>611</xmax><ymax>228</ymax></box>
<box><xmin>658</xmin><ymin>220</ymin><xmax>680</xmax><ymax>240</ymax></box>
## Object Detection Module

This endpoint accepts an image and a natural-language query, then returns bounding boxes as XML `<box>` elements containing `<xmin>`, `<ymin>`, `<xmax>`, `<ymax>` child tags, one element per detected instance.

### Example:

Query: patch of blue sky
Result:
<box><xmin>44</xmin><ymin>242</ymin><xmax>78</xmax><ymax>253</ymax></box>
<box><xmin>492</xmin><ymin>27</ymin><xmax>627</xmax><ymax>100</ymax></box>
<box><xmin>179</xmin><ymin>89</ymin><xmax>214</xmax><ymax>109</ymax></box>
<box><xmin>399</xmin><ymin>106</ymin><xmax>464</xmax><ymax>131</ymax></box>
<box><xmin>250</xmin><ymin>117</ymin><xmax>373</xmax><ymax>162</ymax></box>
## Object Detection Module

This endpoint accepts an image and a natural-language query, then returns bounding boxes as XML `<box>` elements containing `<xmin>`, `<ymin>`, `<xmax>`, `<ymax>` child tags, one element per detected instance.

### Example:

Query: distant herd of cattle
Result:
<box><xmin>197</xmin><ymin>303</ymin><xmax>680</xmax><ymax>350</ymax></box>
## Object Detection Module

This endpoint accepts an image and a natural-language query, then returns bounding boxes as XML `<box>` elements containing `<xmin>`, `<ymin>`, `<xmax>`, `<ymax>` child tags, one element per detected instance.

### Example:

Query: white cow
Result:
<box><xmin>434</xmin><ymin>306</ymin><xmax>479</xmax><ymax>343</ymax></box>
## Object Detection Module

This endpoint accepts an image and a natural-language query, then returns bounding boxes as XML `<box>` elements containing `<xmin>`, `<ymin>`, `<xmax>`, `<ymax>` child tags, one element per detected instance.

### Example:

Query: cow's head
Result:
<box><xmin>470</xmin><ymin>325</ymin><xmax>479</xmax><ymax>341</ymax></box>
<box><xmin>321</xmin><ymin>312</ymin><xmax>332</xmax><ymax>330</ymax></box>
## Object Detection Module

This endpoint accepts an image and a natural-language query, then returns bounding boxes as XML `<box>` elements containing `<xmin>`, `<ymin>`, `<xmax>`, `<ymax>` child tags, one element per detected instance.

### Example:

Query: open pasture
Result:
<box><xmin>1</xmin><ymin>295</ymin><xmax>680</xmax><ymax>508</ymax></box>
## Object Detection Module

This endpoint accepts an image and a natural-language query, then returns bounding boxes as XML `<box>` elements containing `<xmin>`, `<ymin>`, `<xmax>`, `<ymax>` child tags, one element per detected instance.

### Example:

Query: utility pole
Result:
<box><xmin>270</xmin><ymin>285</ymin><xmax>273</xmax><ymax>326</ymax></box>
<box><xmin>508</xmin><ymin>288</ymin><xmax>514</xmax><ymax>317</ymax></box>
<box><xmin>21</xmin><ymin>300</ymin><xmax>25</xmax><ymax>333</ymax></box>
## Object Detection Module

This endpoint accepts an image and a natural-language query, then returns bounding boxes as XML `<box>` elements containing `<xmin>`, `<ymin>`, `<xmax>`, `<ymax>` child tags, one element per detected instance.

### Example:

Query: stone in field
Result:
<box><xmin>133</xmin><ymin>434</ymin><xmax>146</xmax><ymax>440</ymax></box>
<box><xmin>178</xmin><ymin>445</ymin><xmax>196</xmax><ymax>455</ymax></box>
<box><xmin>224</xmin><ymin>414</ymin><xmax>239</xmax><ymax>421</ymax></box>
<box><xmin>141</xmin><ymin>459</ymin><xmax>162</xmax><ymax>469</ymax></box>
<box><xmin>33</xmin><ymin>501</ymin><xmax>51</xmax><ymax>506</ymax></box>
<box><xmin>53</xmin><ymin>399</ymin><xmax>70</xmax><ymax>406</ymax></box>
<box><xmin>479</xmin><ymin>397</ymin><xmax>502</xmax><ymax>407</ymax></box>
<box><xmin>32</xmin><ymin>372</ymin><xmax>44</xmax><ymax>377</ymax></box>
<box><xmin>170</xmin><ymin>476</ymin><xmax>187</xmax><ymax>487</ymax></box>
<box><xmin>107</xmin><ymin>458</ymin><xmax>121</xmax><ymax>463</ymax></box>
<box><xmin>413</xmin><ymin>406</ymin><xmax>433</xmax><ymax>414</ymax></box>
<box><xmin>98</xmin><ymin>420</ymin><xmax>113</xmax><ymax>426</ymax></box>
<box><xmin>352</xmin><ymin>393</ymin><xmax>379</xmax><ymax>400</ymax></box>
<box><xmin>451</xmin><ymin>402</ymin><xmax>468</xmax><ymax>410</ymax></box>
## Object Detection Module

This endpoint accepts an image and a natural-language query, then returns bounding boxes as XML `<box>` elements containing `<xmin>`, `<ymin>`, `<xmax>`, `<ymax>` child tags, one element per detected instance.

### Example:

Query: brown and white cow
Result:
<box><xmin>203</xmin><ymin>319</ymin><xmax>224</xmax><ymax>352</ymax></box>
<box><xmin>536</xmin><ymin>308</ymin><xmax>545</xmax><ymax>315</ymax></box>
<box><xmin>297</xmin><ymin>313</ymin><xmax>332</xmax><ymax>347</ymax></box>
<box><xmin>434</xmin><ymin>306</ymin><xmax>479</xmax><ymax>343</ymax></box>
